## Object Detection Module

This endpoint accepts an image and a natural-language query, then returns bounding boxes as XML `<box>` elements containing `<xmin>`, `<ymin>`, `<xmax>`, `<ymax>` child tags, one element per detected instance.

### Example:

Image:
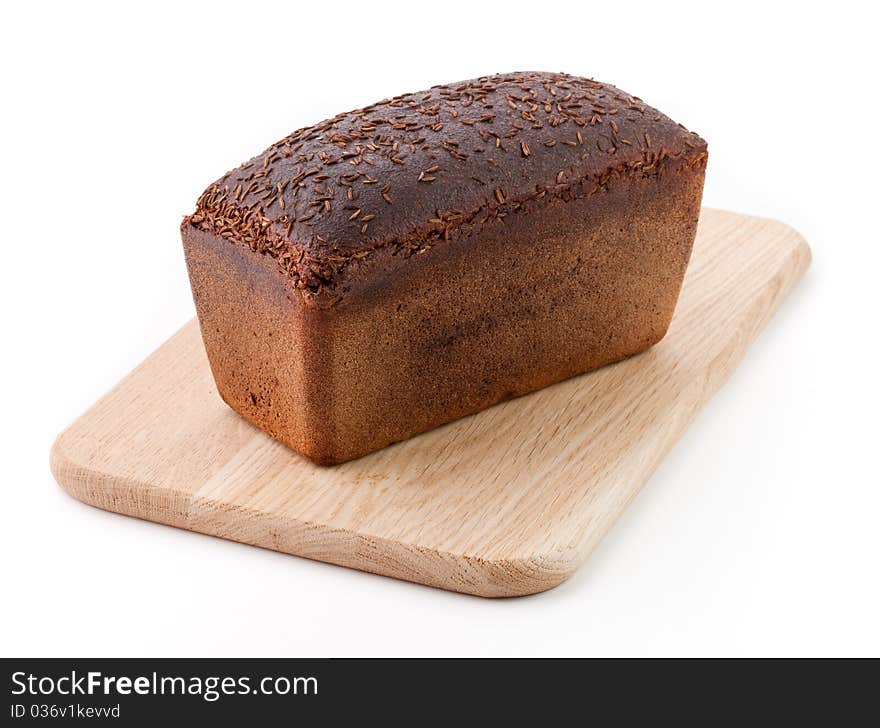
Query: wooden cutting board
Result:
<box><xmin>51</xmin><ymin>209</ymin><xmax>810</xmax><ymax>597</ymax></box>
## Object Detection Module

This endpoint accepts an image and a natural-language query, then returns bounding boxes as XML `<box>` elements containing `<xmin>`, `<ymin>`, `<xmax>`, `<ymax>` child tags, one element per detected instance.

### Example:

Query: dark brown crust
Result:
<box><xmin>184</xmin><ymin>71</ymin><xmax>706</xmax><ymax>307</ymax></box>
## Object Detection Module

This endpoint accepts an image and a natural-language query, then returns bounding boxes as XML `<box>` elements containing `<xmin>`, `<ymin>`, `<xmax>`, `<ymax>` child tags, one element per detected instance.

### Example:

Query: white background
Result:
<box><xmin>2</xmin><ymin>1</ymin><xmax>877</xmax><ymax>656</ymax></box>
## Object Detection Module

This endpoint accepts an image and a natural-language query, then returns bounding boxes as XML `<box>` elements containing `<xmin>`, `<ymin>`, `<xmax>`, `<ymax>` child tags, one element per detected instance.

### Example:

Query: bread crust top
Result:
<box><xmin>184</xmin><ymin>71</ymin><xmax>707</xmax><ymax>302</ymax></box>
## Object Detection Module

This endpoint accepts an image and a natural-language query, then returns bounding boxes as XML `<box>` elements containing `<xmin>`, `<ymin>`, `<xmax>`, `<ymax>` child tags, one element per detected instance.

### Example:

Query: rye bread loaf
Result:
<box><xmin>182</xmin><ymin>71</ymin><xmax>708</xmax><ymax>464</ymax></box>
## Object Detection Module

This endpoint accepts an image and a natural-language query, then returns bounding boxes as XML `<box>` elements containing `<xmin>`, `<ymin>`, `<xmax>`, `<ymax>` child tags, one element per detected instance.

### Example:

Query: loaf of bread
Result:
<box><xmin>182</xmin><ymin>71</ymin><xmax>707</xmax><ymax>464</ymax></box>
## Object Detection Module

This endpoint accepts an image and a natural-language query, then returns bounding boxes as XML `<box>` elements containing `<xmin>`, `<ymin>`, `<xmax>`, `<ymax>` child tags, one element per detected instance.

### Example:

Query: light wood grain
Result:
<box><xmin>51</xmin><ymin>209</ymin><xmax>810</xmax><ymax>597</ymax></box>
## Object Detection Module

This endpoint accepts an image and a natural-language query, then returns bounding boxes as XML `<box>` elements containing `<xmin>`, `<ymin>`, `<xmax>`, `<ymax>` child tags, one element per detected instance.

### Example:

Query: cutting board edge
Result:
<box><xmin>50</xmin><ymin>435</ymin><xmax>575</xmax><ymax>597</ymax></box>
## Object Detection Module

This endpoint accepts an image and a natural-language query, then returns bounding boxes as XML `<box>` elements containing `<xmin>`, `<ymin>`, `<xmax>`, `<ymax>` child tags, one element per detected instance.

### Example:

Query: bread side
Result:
<box><xmin>183</xmin><ymin>159</ymin><xmax>704</xmax><ymax>463</ymax></box>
